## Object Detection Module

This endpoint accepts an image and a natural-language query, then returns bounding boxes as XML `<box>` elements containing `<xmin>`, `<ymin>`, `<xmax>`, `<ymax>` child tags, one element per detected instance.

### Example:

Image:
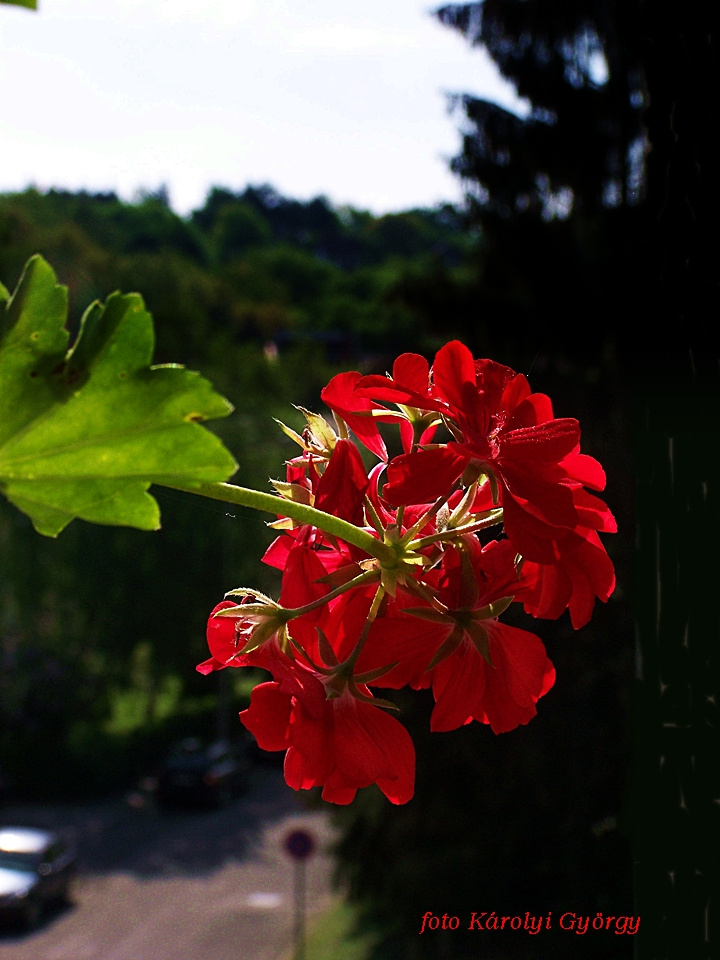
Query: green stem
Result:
<box><xmin>343</xmin><ymin>583</ymin><xmax>386</xmax><ymax>673</ymax></box>
<box><xmin>411</xmin><ymin>509</ymin><xmax>504</xmax><ymax>550</ymax></box>
<box><xmin>363</xmin><ymin>494</ymin><xmax>385</xmax><ymax>536</ymax></box>
<box><xmin>163</xmin><ymin>480</ymin><xmax>396</xmax><ymax>564</ymax></box>
<box><xmin>399</xmin><ymin>480</ymin><xmax>463</xmax><ymax>547</ymax></box>
<box><xmin>285</xmin><ymin>569</ymin><xmax>379</xmax><ymax>619</ymax></box>
<box><xmin>404</xmin><ymin>576</ymin><xmax>449</xmax><ymax>614</ymax></box>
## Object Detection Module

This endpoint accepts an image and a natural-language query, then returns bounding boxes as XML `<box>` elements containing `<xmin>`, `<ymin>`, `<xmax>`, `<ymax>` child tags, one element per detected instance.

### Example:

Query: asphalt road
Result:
<box><xmin>0</xmin><ymin>767</ymin><xmax>336</xmax><ymax>960</ymax></box>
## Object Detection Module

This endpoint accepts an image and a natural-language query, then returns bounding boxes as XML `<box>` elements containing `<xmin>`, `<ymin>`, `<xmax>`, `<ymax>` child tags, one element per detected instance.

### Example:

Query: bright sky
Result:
<box><xmin>0</xmin><ymin>0</ymin><xmax>528</xmax><ymax>216</ymax></box>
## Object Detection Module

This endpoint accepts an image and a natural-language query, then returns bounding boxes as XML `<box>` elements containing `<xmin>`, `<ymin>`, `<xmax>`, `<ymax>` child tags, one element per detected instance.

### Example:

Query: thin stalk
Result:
<box><xmin>285</xmin><ymin>569</ymin><xmax>379</xmax><ymax>619</ymax></box>
<box><xmin>398</xmin><ymin>479</ymin><xmax>463</xmax><ymax>547</ymax></box>
<box><xmin>163</xmin><ymin>481</ymin><xmax>397</xmax><ymax>565</ymax></box>
<box><xmin>342</xmin><ymin>584</ymin><xmax>386</xmax><ymax>673</ymax></box>
<box><xmin>403</xmin><ymin>576</ymin><xmax>449</xmax><ymax>615</ymax></box>
<box><xmin>410</xmin><ymin>509</ymin><xmax>504</xmax><ymax>549</ymax></box>
<box><xmin>363</xmin><ymin>495</ymin><xmax>385</xmax><ymax>536</ymax></box>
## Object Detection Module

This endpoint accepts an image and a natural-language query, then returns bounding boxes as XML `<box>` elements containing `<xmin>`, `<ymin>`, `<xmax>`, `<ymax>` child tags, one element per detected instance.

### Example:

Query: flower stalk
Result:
<box><xmin>164</xmin><ymin>479</ymin><xmax>397</xmax><ymax>564</ymax></box>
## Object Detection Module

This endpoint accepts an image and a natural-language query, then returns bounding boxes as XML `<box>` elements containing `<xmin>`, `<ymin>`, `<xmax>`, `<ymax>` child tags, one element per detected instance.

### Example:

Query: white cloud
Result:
<box><xmin>1</xmin><ymin>0</ymin><xmax>527</xmax><ymax>215</ymax></box>
<box><xmin>47</xmin><ymin>0</ymin><xmax>257</xmax><ymax>27</ymax></box>
<box><xmin>291</xmin><ymin>23</ymin><xmax>422</xmax><ymax>54</ymax></box>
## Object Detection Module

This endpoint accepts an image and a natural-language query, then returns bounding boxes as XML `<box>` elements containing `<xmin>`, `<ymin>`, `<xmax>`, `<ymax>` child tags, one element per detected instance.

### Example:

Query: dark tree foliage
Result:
<box><xmin>396</xmin><ymin>1</ymin><xmax>647</xmax><ymax>364</ymax></box>
<box><xmin>436</xmin><ymin>0</ymin><xmax>645</xmax><ymax>217</ymax></box>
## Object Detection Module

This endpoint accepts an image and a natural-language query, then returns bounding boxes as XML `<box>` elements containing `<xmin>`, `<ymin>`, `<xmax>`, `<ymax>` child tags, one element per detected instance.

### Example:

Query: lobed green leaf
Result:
<box><xmin>0</xmin><ymin>255</ymin><xmax>237</xmax><ymax>535</ymax></box>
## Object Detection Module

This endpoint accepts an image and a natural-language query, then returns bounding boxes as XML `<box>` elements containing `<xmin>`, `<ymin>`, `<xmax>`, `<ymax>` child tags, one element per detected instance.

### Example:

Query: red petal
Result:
<box><xmin>206</xmin><ymin>600</ymin><xmax>248</xmax><ymax>665</ymax></box>
<box><xmin>383</xmin><ymin>446</ymin><xmax>469</xmax><ymax>506</ymax></box>
<box><xmin>321</xmin><ymin>371</ymin><xmax>389</xmax><ymax>460</ymax></box>
<box><xmin>500</xmin><ymin>374</ymin><xmax>533</xmax><ymax>419</ymax></box>
<box><xmin>355</xmin><ymin>352</ymin><xmax>446</xmax><ymax>413</ymax></box>
<box><xmin>240</xmin><ymin>683</ymin><xmax>292</xmax><ymax>751</ymax></box>
<box><xmin>519</xmin><ymin>528</ymin><xmax>615</xmax><ymax>628</ymax></box>
<box><xmin>566</xmin><ymin>531</ymin><xmax>616</xmax><ymax>627</ymax></box>
<box><xmin>320</xmin><ymin>782</ymin><xmax>358</xmax><ymax>804</ymax></box>
<box><xmin>399</xmin><ymin>418</ymin><xmax>415</xmax><ymax>454</ymax></box>
<box><xmin>315</xmin><ymin>437</ymin><xmax>369</xmax><ymax>524</ymax></box>
<box><xmin>504</xmin><ymin>391</ymin><xmax>554</xmax><ymax>430</ymax></box>
<box><xmin>334</xmin><ymin>696</ymin><xmax>415</xmax><ymax>804</ymax></box>
<box><xmin>333</xmin><ymin>696</ymin><xmax>399</xmax><ymax>784</ymax></box>
<box><xmin>572</xmin><ymin>488</ymin><xmax>617</xmax><ymax>533</ymax></box>
<box><xmin>479</xmin><ymin>622</ymin><xmax>555</xmax><ymax>733</ymax></box>
<box><xmin>502</xmin><ymin>494</ymin><xmax>563</xmax><ymax>563</ymax></box>
<box><xmin>278</xmin><ymin>535</ymin><xmax>331</xmax><ymax>614</ymax></box>
<box><xmin>262</xmin><ymin>531</ymin><xmax>296</xmax><ymax>569</ymax></box>
<box><xmin>499</xmin><ymin>461</ymin><xmax>578</xmax><ymax>528</ymax></box>
<box><xmin>560</xmin><ymin>452</ymin><xmax>607</xmax><ymax>491</ymax></box>
<box><xmin>286</xmin><ymin>697</ymin><xmax>333</xmax><ymax>781</ymax></box>
<box><xmin>355</xmin><ymin>613</ymin><xmax>445</xmax><ymax>688</ymax></box>
<box><xmin>355</xmin><ymin>375</ymin><xmax>441</xmax><ymax>411</ymax></box>
<box><xmin>500</xmin><ymin>418</ymin><xmax>580</xmax><ymax>462</ymax></box>
<box><xmin>522</xmin><ymin>558</ymin><xmax>571</xmax><ymax>621</ymax></box>
<box><xmin>429</xmin><ymin>643</ymin><xmax>486</xmax><ymax>732</ymax></box>
<box><xmin>432</xmin><ymin>340</ymin><xmax>477</xmax><ymax>411</ymax></box>
<box><xmin>474</xmin><ymin>358</ymin><xmax>519</xmax><ymax>409</ymax></box>
<box><xmin>196</xmin><ymin>656</ymin><xmax>223</xmax><ymax>675</ymax></box>
<box><xmin>393</xmin><ymin>353</ymin><xmax>431</xmax><ymax>393</ymax></box>
<box><xmin>284</xmin><ymin>746</ymin><xmax>324</xmax><ymax>791</ymax></box>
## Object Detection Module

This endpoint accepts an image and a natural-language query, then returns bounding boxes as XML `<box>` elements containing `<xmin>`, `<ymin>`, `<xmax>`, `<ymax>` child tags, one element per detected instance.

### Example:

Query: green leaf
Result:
<box><xmin>0</xmin><ymin>255</ymin><xmax>237</xmax><ymax>536</ymax></box>
<box><xmin>0</xmin><ymin>0</ymin><xmax>37</xmax><ymax>9</ymax></box>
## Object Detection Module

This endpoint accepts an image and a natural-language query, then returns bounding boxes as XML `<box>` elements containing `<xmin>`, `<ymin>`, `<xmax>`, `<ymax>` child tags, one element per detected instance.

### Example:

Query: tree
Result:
<box><xmin>417</xmin><ymin>1</ymin><xmax>646</xmax><ymax>364</ymax></box>
<box><xmin>436</xmin><ymin>1</ymin><xmax>646</xmax><ymax>218</ymax></box>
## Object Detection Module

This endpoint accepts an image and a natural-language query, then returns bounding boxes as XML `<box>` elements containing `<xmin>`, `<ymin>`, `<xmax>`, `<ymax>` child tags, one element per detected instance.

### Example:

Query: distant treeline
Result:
<box><xmin>0</xmin><ymin>184</ymin><xmax>484</xmax><ymax>369</ymax></box>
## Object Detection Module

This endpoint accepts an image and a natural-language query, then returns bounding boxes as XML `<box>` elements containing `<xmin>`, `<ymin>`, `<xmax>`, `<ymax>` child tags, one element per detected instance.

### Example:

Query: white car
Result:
<box><xmin>0</xmin><ymin>827</ymin><xmax>76</xmax><ymax>930</ymax></box>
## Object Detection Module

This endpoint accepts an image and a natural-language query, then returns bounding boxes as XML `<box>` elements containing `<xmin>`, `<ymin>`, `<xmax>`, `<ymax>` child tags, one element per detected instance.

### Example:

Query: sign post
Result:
<box><xmin>284</xmin><ymin>829</ymin><xmax>315</xmax><ymax>960</ymax></box>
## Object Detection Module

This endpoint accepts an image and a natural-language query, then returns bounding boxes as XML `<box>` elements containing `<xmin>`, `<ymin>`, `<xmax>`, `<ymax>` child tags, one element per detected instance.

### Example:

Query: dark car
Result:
<box><xmin>0</xmin><ymin>827</ymin><xmax>76</xmax><ymax>930</ymax></box>
<box><xmin>156</xmin><ymin>738</ymin><xmax>250</xmax><ymax>808</ymax></box>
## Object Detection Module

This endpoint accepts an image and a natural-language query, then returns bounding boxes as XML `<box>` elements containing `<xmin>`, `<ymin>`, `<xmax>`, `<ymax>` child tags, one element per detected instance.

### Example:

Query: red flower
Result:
<box><xmin>350</xmin><ymin>540</ymin><xmax>555</xmax><ymax>734</ymax></box>
<box><xmin>371</xmin><ymin>342</ymin><xmax>616</xmax><ymax>621</ymax></box>
<box><xmin>503</xmin><ymin>485</ymin><xmax>616</xmax><ymax>627</ymax></box>
<box><xmin>313</xmin><ymin>438</ymin><xmax>369</xmax><ymax>526</ymax></box>
<box><xmin>198</xmin><ymin>340</ymin><xmax>616</xmax><ymax>805</ymax></box>
<box><xmin>197</xmin><ymin>599</ymin><xmax>283</xmax><ymax>675</ymax></box>
<box><xmin>354</xmin><ymin>352</ymin><xmax>444</xmax><ymax>451</ymax></box>
<box><xmin>425</xmin><ymin>620</ymin><xmax>556</xmax><ymax>733</ymax></box>
<box><xmin>320</xmin><ymin>371</ymin><xmax>402</xmax><ymax>461</ymax></box>
<box><xmin>198</xmin><ymin>587</ymin><xmax>416</xmax><ymax>804</ymax></box>
<box><xmin>383</xmin><ymin>345</ymin><xmax>583</xmax><ymax>543</ymax></box>
<box><xmin>520</xmin><ymin>528</ymin><xmax>616</xmax><ymax>629</ymax></box>
<box><xmin>356</xmin><ymin>352</ymin><xmax>445</xmax><ymax>412</ymax></box>
<box><xmin>240</xmin><ymin>661</ymin><xmax>415</xmax><ymax>804</ymax></box>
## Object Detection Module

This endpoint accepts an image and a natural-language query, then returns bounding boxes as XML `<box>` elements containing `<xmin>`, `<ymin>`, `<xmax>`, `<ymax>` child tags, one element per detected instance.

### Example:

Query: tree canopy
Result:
<box><xmin>436</xmin><ymin>0</ymin><xmax>646</xmax><ymax>218</ymax></box>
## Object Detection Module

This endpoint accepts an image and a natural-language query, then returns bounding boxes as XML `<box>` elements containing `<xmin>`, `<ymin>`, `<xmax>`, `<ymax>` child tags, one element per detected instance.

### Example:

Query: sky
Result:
<box><xmin>0</xmin><ymin>0</ymin><xmax>528</xmax><ymax>217</ymax></box>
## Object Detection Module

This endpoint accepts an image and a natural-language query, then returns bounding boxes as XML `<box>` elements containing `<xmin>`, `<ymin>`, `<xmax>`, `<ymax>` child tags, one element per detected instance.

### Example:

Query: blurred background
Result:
<box><xmin>2</xmin><ymin>1</ymin><xmax>713</xmax><ymax>959</ymax></box>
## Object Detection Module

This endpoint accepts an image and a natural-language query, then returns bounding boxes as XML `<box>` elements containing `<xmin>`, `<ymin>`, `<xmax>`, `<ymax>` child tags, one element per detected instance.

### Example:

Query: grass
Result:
<box><xmin>280</xmin><ymin>898</ymin><xmax>380</xmax><ymax>960</ymax></box>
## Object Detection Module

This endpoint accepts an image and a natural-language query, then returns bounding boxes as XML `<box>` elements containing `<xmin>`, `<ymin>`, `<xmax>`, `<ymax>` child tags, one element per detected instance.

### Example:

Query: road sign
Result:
<box><xmin>284</xmin><ymin>829</ymin><xmax>316</xmax><ymax>960</ymax></box>
<box><xmin>284</xmin><ymin>828</ymin><xmax>315</xmax><ymax>861</ymax></box>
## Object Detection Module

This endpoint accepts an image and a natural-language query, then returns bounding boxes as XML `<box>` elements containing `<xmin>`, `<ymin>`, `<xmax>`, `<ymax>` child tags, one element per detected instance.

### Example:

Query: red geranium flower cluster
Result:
<box><xmin>198</xmin><ymin>341</ymin><xmax>616</xmax><ymax>805</ymax></box>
